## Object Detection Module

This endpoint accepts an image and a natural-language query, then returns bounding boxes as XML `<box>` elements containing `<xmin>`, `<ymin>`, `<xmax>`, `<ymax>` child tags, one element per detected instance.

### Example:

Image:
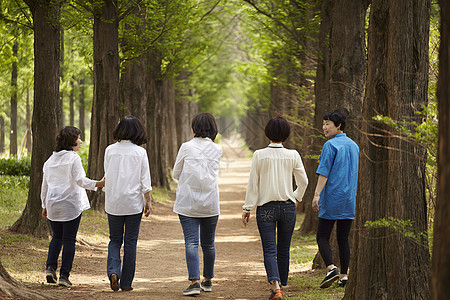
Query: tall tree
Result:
<box><xmin>344</xmin><ymin>1</ymin><xmax>431</xmax><ymax>299</ymax></box>
<box><xmin>431</xmin><ymin>0</ymin><xmax>450</xmax><ymax>298</ymax></box>
<box><xmin>11</xmin><ymin>0</ymin><xmax>61</xmax><ymax>237</ymax></box>
<box><xmin>79</xmin><ymin>79</ymin><xmax>86</xmax><ymax>140</ymax></box>
<box><xmin>10</xmin><ymin>40</ymin><xmax>18</xmax><ymax>156</ymax></box>
<box><xmin>87</xmin><ymin>0</ymin><xmax>120</xmax><ymax>210</ymax></box>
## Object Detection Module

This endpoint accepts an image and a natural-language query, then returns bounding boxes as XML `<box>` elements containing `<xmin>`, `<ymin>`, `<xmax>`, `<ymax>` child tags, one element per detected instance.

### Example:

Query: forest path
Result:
<box><xmin>40</xmin><ymin>136</ymin><xmax>269</xmax><ymax>299</ymax></box>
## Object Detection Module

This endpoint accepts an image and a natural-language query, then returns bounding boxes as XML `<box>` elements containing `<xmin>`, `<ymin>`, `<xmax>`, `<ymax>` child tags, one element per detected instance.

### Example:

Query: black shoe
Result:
<box><xmin>46</xmin><ymin>267</ymin><xmax>57</xmax><ymax>284</ymax></box>
<box><xmin>183</xmin><ymin>282</ymin><xmax>201</xmax><ymax>296</ymax></box>
<box><xmin>320</xmin><ymin>266</ymin><xmax>339</xmax><ymax>288</ymax></box>
<box><xmin>58</xmin><ymin>275</ymin><xmax>72</xmax><ymax>287</ymax></box>
<box><xmin>200</xmin><ymin>280</ymin><xmax>212</xmax><ymax>292</ymax></box>
<box><xmin>110</xmin><ymin>273</ymin><xmax>120</xmax><ymax>292</ymax></box>
<box><xmin>338</xmin><ymin>277</ymin><xmax>348</xmax><ymax>287</ymax></box>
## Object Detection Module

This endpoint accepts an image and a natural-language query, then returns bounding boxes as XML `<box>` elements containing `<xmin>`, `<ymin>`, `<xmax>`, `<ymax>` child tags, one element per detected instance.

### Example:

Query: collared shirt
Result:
<box><xmin>316</xmin><ymin>133</ymin><xmax>359</xmax><ymax>220</ymax></box>
<box><xmin>173</xmin><ymin>137</ymin><xmax>223</xmax><ymax>218</ymax></box>
<box><xmin>41</xmin><ymin>150</ymin><xmax>96</xmax><ymax>222</ymax></box>
<box><xmin>104</xmin><ymin>140</ymin><xmax>152</xmax><ymax>216</ymax></box>
<box><xmin>243</xmin><ymin>143</ymin><xmax>308</xmax><ymax>211</ymax></box>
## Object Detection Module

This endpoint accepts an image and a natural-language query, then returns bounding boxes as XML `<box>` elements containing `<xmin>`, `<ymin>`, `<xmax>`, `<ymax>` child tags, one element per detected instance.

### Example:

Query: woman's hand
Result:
<box><xmin>42</xmin><ymin>208</ymin><xmax>48</xmax><ymax>219</ymax></box>
<box><xmin>312</xmin><ymin>195</ymin><xmax>320</xmax><ymax>212</ymax></box>
<box><xmin>242</xmin><ymin>212</ymin><xmax>250</xmax><ymax>227</ymax></box>
<box><xmin>144</xmin><ymin>191</ymin><xmax>153</xmax><ymax>217</ymax></box>
<box><xmin>96</xmin><ymin>177</ymin><xmax>105</xmax><ymax>188</ymax></box>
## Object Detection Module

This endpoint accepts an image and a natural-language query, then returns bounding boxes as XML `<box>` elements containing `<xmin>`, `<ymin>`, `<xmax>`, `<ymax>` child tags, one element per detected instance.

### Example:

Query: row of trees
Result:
<box><xmin>235</xmin><ymin>0</ymin><xmax>448</xmax><ymax>299</ymax></box>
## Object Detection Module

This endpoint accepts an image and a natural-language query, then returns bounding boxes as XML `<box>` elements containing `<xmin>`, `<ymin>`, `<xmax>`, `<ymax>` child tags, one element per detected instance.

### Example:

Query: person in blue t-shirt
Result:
<box><xmin>312</xmin><ymin>110</ymin><xmax>359</xmax><ymax>289</ymax></box>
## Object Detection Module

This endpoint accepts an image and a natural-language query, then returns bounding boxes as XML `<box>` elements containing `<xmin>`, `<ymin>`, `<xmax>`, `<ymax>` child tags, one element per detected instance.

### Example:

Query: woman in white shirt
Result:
<box><xmin>173</xmin><ymin>113</ymin><xmax>223</xmax><ymax>296</ymax></box>
<box><xmin>242</xmin><ymin>116</ymin><xmax>308</xmax><ymax>300</ymax></box>
<box><xmin>104</xmin><ymin>116</ymin><xmax>153</xmax><ymax>292</ymax></box>
<box><xmin>41</xmin><ymin>126</ymin><xmax>104</xmax><ymax>287</ymax></box>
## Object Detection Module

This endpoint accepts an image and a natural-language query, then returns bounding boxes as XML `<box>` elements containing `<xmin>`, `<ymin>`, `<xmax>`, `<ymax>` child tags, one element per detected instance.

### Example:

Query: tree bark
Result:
<box><xmin>87</xmin><ymin>0</ymin><xmax>120</xmax><ymax>210</ymax></box>
<box><xmin>79</xmin><ymin>79</ymin><xmax>85</xmax><ymax>140</ymax></box>
<box><xmin>146</xmin><ymin>48</ymin><xmax>170</xmax><ymax>189</ymax></box>
<box><xmin>119</xmin><ymin>55</ymin><xmax>146</xmax><ymax>123</ymax></box>
<box><xmin>69</xmin><ymin>80</ymin><xmax>74</xmax><ymax>126</ymax></box>
<box><xmin>59</xmin><ymin>28</ymin><xmax>64</xmax><ymax>128</ymax></box>
<box><xmin>10</xmin><ymin>41</ymin><xmax>18</xmax><ymax>156</ymax></box>
<box><xmin>175</xmin><ymin>71</ymin><xmax>192</xmax><ymax>147</ymax></box>
<box><xmin>165</xmin><ymin>79</ymin><xmax>178</xmax><ymax>166</ymax></box>
<box><xmin>0</xmin><ymin>260</ymin><xmax>51</xmax><ymax>299</ymax></box>
<box><xmin>299</xmin><ymin>0</ymin><xmax>332</xmax><ymax>236</ymax></box>
<box><xmin>26</xmin><ymin>88</ymin><xmax>32</xmax><ymax>153</ymax></box>
<box><xmin>11</xmin><ymin>0</ymin><xmax>61</xmax><ymax>237</ymax></box>
<box><xmin>344</xmin><ymin>1</ymin><xmax>431</xmax><ymax>299</ymax></box>
<box><xmin>431</xmin><ymin>0</ymin><xmax>450</xmax><ymax>298</ymax></box>
<box><xmin>0</xmin><ymin>109</ymin><xmax>4</xmax><ymax>153</ymax></box>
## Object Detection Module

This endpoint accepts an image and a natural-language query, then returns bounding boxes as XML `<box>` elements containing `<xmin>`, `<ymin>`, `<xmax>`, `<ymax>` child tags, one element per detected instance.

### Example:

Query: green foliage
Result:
<box><xmin>0</xmin><ymin>156</ymin><xmax>31</xmax><ymax>176</ymax></box>
<box><xmin>0</xmin><ymin>176</ymin><xmax>28</xmax><ymax>229</ymax></box>
<box><xmin>364</xmin><ymin>217</ymin><xmax>430</xmax><ymax>247</ymax></box>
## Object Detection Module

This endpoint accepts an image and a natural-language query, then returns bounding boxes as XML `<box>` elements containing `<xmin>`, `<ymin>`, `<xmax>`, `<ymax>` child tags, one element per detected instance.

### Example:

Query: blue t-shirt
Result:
<box><xmin>316</xmin><ymin>133</ymin><xmax>359</xmax><ymax>220</ymax></box>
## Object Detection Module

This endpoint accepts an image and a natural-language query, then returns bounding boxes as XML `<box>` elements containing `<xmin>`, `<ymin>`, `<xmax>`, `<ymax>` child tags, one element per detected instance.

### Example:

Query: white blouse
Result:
<box><xmin>41</xmin><ymin>150</ymin><xmax>96</xmax><ymax>222</ymax></box>
<box><xmin>104</xmin><ymin>140</ymin><xmax>152</xmax><ymax>216</ymax></box>
<box><xmin>173</xmin><ymin>137</ymin><xmax>223</xmax><ymax>218</ymax></box>
<box><xmin>243</xmin><ymin>143</ymin><xmax>308</xmax><ymax>211</ymax></box>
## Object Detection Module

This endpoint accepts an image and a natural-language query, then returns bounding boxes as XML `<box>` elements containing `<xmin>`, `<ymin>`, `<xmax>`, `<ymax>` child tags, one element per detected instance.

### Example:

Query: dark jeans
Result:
<box><xmin>47</xmin><ymin>214</ymin><xmax>82</xmax><ymax>278</ymax></box>
<box><xmin>256</xmin><ymin>200</ymin><xmax>296</xmax><ymax>286</ymax></box>
<box><xmin>107</xmin><ymin>211</ymin><xmax>143</xmax><ymax>290</ymax></box>
<box><xmin>316</xmin><ymin>218</ymin><xmax>353</xmax><ymax>274</ymax></box>
<box><xmin>179</xmin><ymin>214</ymin><xmax>219</xmax><ymax>280</ymax></box>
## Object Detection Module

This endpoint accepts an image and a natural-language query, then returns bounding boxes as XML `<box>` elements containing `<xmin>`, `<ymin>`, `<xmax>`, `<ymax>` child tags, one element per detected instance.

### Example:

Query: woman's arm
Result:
<box><xmin>72</xmin><ymin>156</ymin><xmax>98</xmax><ymax>190</ymax></box>
<box><xmin>172</xmin><ymin>144</ymin><xmax>185</xmax><ymax>180</ymax></box>
<box><xmin>312</xmin><ymin>175</ymin><xmax>328</xmax><ymax>212</ymax></box>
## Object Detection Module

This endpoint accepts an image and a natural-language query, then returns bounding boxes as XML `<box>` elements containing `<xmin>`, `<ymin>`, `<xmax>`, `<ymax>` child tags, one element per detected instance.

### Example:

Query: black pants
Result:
<box><xmin>316</xmin><ymin>218</ymin><xmax>352</xmax><ymax>274</ymax></box>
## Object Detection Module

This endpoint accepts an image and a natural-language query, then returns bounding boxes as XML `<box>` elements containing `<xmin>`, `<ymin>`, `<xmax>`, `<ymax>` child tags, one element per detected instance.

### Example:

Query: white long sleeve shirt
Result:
<box><xmin>173</xmin><ymin>137</ymin><xmax>223</xmax><ymax>217</ymax></box>
<box><xmin>104</xmin><ymin>140</ymin><xmax>152</xmax><ymax>216</ymax></box>
<box><xmin>243</xmin><ymin>143</ymin><xmax>308</xmax><ymax>211</ymax></box>
<box><xmin>41</xmin><ymin>150</ymin><xmax>96</xmax><ymax>221</ymax></box>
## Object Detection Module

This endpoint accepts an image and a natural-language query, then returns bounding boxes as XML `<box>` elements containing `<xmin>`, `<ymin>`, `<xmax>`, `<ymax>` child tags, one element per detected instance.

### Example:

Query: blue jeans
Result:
<box><xmin>179</xmin><ymin>214</ymin><xmax>219</xmax><ymax>280</ymax></box>
<box><xmin>256</xmin><ymin>201</ymin><xmax>296</xmax><ymax>286</ymax></box>
<box><xmin>47</xmin><ymin>214</ymin><xmax>82</xmax><ymax>278</ymax></box>
<box><xmin>107</xmin><ymin>211</ymin><xmax>143</xmax><ymax>289</ymax></box>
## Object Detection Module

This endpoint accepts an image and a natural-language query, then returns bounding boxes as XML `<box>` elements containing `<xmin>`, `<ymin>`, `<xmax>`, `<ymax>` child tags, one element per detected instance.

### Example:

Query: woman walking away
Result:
<box><xmin>312</xmin><ymin>110</ymin><xmax>359</xmax><ymax>289</ymax></box>
<box><xmin>104</xmin><ymin>116</ymin><xmax>153</xmax><ymax>292</ymax></box>
<box><xmin>173</xmin><ymin>113</ymin><xmax>223</xmax><ymax>296</ymax></box>
<box><xmin>242</xmin><ymin>116</ymin><xmax>308</xmax><ymax>300</ymax></box>
<box><xmin>42</xmin><ymin>126</ymin><xmax>105</xmax><ymax>287</ymax></box>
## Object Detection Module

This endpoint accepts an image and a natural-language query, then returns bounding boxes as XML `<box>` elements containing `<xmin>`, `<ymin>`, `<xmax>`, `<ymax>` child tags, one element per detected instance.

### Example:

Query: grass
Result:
<box><xmin>0</xmin><ymin>178</ymin><xmax>345</xmax><ymax>299</ymax></box>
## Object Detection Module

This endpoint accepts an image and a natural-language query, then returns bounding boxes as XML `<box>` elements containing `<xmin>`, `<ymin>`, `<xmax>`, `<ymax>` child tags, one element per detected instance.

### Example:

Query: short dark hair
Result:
<box><xmin>113</xmin><ymin>116</ymin><xmax>148</xmax><ymax>145</ymax></box>
<box><xmin>323</xmin><ymin>110</ymin><xmax>347</xmax><ymax>131</ymax></box>
<box><xmin>265</xmin><ymin>116</ymin><xmax>291</xmax><ymax>142</ymax></box>
<box><xmin>56</xmin><ymin>126</ymin><xmax>81</xmax><ymax>152</ymax></box>
<box><xmin>192</xmin><ymin>113</ymin><xmax>218</xmax><ymax>142</ymax></box>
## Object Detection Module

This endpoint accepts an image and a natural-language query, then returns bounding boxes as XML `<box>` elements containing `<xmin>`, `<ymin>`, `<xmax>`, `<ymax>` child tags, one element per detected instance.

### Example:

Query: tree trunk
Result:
<box><xmin>344</xmin><ymin>1</ymin><xmax>431</xmax><ymax>299</ymax></box>
<box><xmin>0</xmin><ymin>260</ymin><xmax>51</xmax><ymax>299</ymax></box>
<box><xmin>175</xmin><ymin>71</ymin><xmax>192</xmax><ymax>147</ymax></box>
<box><xmin>87</xmin><ymin>0</ymin><xmax>120</xmax><ymax>210</ymax></box>
<box><xmin>26</xmin><ymin>88</ymin><xmax>32</xmax><ymax>153</ymax></box>
<box><xmin>119</xmin><ymin>55</ymin><xmax>146</xmax><ymax>123</ymax></box>
<box><xmin>10</xmin><ymin>41</ymin><xmax>18</xmax><ymax>156</ymax></box>
<box><xmin>79</xmin><ymin>79</ymin><xmax>85</xmax><ymax>140</ymax></box>
<box><xmin>165</xmin><ymin>79</ymin><xmax>178</xmax><ymax>167</ymax></box>
<box><xmin>146</xmin><ymin>49</ymin><xmax>170</xmax><ymax>189</ymax></box>
<box><xmin>59</xmin><ymin>28</ymin><xmax>64</xmax><ymax>128</ymax></box>
<box><xmin>431</xmin><ymin>0</ymin><xmax>450</xmax><ymax>298</ymax></box>
<box><xmin>0</xmin><ymin>109</ymin><xmax>4</xmax><ymax>153</ymax></box>
<box><xmin>299</xmin><ymin>0</ymin><xmax>332</xmax><ymax>236</ymax></box>
<box><xmin>69</xmin><ymin>80</ymin><xmax>74</xmax><ymax>126</ymax></box>
<box><xmin>11</xmin><ymin>0</ymin><xmax>61</xmax><ymax>237</ymax></box>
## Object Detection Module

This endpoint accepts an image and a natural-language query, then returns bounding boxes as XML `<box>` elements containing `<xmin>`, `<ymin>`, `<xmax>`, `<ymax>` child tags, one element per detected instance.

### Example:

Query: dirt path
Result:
<box><xmin>37</xmin><ymin>137</ymin><xmax>270</xmax><ymax>299</ymax></box>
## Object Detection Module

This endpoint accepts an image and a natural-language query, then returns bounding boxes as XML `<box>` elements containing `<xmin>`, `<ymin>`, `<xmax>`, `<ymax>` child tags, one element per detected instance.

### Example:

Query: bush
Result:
<box><xmin>0</xmin><ymin>156</ymin><xmax>31</xmax><ymax>176</ymax></box>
